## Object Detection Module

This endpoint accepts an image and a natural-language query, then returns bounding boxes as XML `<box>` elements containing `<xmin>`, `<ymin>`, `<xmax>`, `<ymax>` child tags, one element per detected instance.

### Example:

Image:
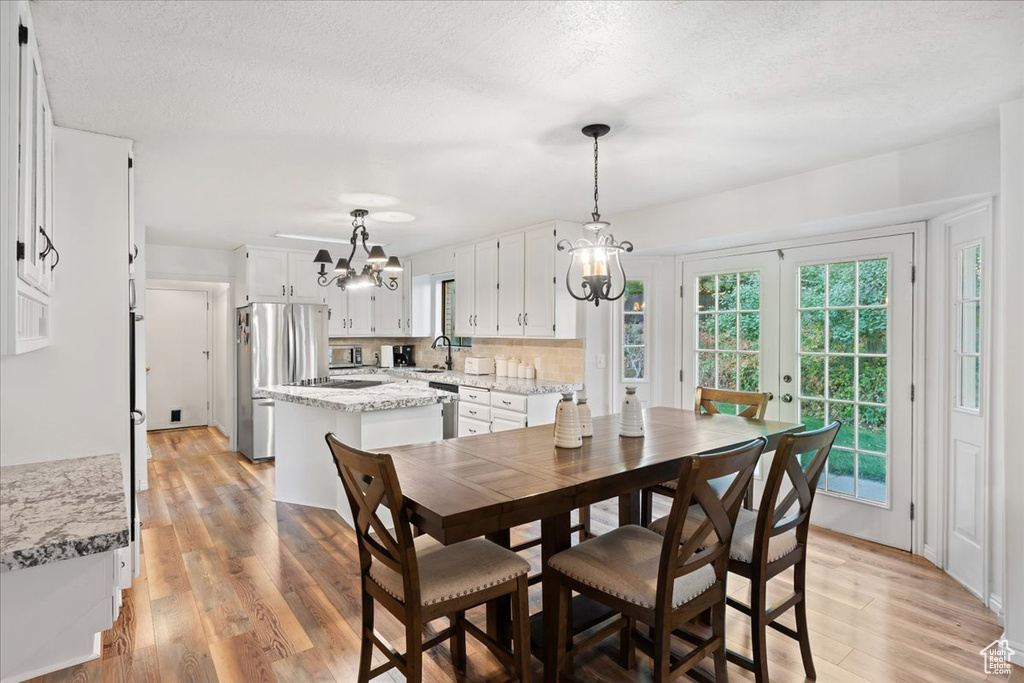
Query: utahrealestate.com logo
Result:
<box><xmin>980</xmin><ymin>638</ymin><xmax>1015</xmax><ymax>675</ymax></box>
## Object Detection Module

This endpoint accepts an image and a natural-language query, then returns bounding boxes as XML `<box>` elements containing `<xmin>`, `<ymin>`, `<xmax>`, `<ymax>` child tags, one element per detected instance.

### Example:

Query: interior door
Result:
<box><xmin>779</xmin><ymin>235</ymin><xmax>914</xmax><ymax>550</ymax></box>
<box><xmin>497</xmin><ymin>232</ymin><xmax>524</xmax><ymax>336</ymax></box>
<box><xmin>146</xmin><ymin>289</ymin><xmax>209</xmax><ymax>430</ymax></box>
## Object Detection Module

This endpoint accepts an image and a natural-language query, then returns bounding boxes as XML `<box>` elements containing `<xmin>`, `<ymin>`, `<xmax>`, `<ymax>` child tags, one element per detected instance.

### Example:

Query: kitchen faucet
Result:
<box><xmin>431</xmin><ymin>335</ymin><xmax>453</xmax><ymax>370</ymax></box>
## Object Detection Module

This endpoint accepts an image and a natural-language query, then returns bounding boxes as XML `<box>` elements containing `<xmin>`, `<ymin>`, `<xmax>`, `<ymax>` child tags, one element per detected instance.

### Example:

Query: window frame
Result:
<box><xmin>621</xmin><ymin>279</ymin><xmax>649</xmax><ymax>383</ymax></box>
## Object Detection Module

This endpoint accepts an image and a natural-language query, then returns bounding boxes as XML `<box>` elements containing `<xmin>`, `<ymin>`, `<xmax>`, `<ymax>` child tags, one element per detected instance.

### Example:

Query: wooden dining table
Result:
<box><xmin>385</xmin><ymin>406</ymin><xmax>802</xmax><ymax>681</ymax></box>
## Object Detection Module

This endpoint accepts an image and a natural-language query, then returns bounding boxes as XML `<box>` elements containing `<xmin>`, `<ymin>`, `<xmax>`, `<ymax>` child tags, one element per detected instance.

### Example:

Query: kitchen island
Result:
<box><xmin>255</xmin><ymin>376</ymin><xmax>458</xmax><ymax>522</ymax></box>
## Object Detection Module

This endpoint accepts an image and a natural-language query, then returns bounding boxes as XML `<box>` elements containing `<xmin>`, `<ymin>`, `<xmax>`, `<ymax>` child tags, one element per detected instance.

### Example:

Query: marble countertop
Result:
<box><xmin>256</xmin><ymin>379</ymin><xmax>459</xmax><ymax>412</ymax></box>
<box><xmin>330</xmin><ymin>366</ymin><xmax>582</xmax><ymax>395</ymax></box>
<box><xmin>1</xmin><ymin>454</ymin><xmax>129</xmax><ymax>573</ymax></box>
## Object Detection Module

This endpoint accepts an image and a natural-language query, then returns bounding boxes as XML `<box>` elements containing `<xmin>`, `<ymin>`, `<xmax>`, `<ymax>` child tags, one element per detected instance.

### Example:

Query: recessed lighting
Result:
<box><xmin>369</xmin><ymin>211</ymin><xmax>416</xmax><ymax>223</ymax></box>
<box><xmin>337</xmin><ymin>193</ymin><xmax>399</xmax><ymax>208</ymax></box>
<box><xmin>273</xmin><ymin>232</ymin><xmax>387</xmax><ymax>247</ymax></box>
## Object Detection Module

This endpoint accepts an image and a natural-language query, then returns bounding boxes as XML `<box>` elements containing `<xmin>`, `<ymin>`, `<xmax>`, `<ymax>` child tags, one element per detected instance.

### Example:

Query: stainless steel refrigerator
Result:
<box><xmin>236</xmin><ymin>303</ymin><xmax>328</xmax><ymax>461</ymax></box>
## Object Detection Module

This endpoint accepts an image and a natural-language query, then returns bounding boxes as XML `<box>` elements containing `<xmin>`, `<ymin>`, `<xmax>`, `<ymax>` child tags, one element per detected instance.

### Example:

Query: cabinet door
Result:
<box><xmin>401</xmin><ymin>257</ymin><xmax>413</xmax><ymax>334</ymax></box>
<box><xmin>347</xmin><ymin>287</ymin><xmax>373</xmax><ymax>335</ymax></box>
<box><xmin>453</xmin><ymin>245</ymin><xmax>475</xmax><ymax>337</ymax></box>
<box><xmin>246</xmin><ymin>249</ymin><xmax>289</xmax><ymax>303</ymax></box>
<box><xmin>16</xmin><ymin>23</ymin><xmax>45</xmax><ymax>292</ymax></box>
<box><xmin>374</xmin><ymin>276</ymin><xmax>403</xmax><ymax>336</ymax></box>
<box><xmin>327</xmin><ymin>285</ymin><xmax>348</xmax><ymax>336</ymax></box>
<box><xmin>524</xmin><ymin>226</ymin><xmax>556</xmax><ymax>337</ymax></box>
<box><xmin>287</xmin><ymin>251</ymin><xmax>326</xmax><ymax>304</ymax></box>
<box><xmin>474</xmin><ymin>239</ymin><xmax>499</xmax><ymax>336</ymax></box>
<box><xmin>497</xmin><ymin>233</ymin><xmax>525</xmax><ymax>336</ymax></box>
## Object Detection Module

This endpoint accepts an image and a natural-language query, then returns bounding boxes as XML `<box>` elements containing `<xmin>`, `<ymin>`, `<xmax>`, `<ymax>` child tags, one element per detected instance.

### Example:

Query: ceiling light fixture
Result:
<box><xmin>557</xmin><ymin>124</ymin><xmax>633</xmax><ymax>306</ymax></box>
<box><xmin>369</xmin><ymin>211</ymin><xmax>416</xmax><ymax>223</ymax></box>
<box><xmin>312</xmin><ymin>209</ymin><xmax>402</xmax><ymax>291</ymax></box>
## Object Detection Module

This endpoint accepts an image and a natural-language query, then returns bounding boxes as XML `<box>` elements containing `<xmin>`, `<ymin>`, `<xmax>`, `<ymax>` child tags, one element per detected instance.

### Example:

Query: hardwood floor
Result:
<box><xmin>32</xmin><ymin>426</ymin><xmax>1015</xmax><ymax>682</ymax></box>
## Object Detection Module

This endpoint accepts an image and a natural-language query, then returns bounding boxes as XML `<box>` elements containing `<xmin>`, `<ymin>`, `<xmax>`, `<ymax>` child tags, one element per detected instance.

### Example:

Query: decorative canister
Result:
<box><xmin>507</xmin><ymin>358</ymin><xmax>521</xmax><ymax>377</ymax></box>
<box><xmin>519</xmin><ymin>363</ymin><xmax>530</xmax><ymax>379</ymax></box>
<box><xmin>577</xmin><ymin>394</ymin><xmax>593</xmax><ymax>437</ymax></box>
<box><xmin>495</xmin><ymin>356</ymin><xmax>508</xmax><ymax>377</ymax></box>
<box><xmin>619</xmin><ymin>387</ymin><xmax>644</xmax><ymax>437</ymax></box>
<box><xmin>525</xmin><ymin>364</ymin><xmax>536</xmax><ymax>380</ymax></box>
<box><xmin>554</xmin><ymin>392</ymin><xmax>583</xmax><ymax>448</ymax></box>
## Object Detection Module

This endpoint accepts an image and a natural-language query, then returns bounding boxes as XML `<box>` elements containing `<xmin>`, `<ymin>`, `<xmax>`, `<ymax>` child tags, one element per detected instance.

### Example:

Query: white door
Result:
<box><xmin>247</xmin><ymin>249</ymin><xmax>288</xmax><ymax>303</ymax></box>
<box><xmin>454</xmin><ymin>245</ymin><xmax>476</xmax><ymax>337</ymax></box>
<box><xmin>944</xmin><ymin>205</ymin><xmax>990</xmax><ymax>598</ymax></box>
<box><xmin>524</xmin><ymin>226</ymin><xmax>556</xmax><ymax>337</ymax></box>
<box><xmin>327</xmin><ymin>285</ymin><xmax>347</xmax><ymax>336</ymax></box>
<box><xmin>347</xmin><ymin>287</ymin><xmax>373</xmax><ymax>335</ymax></box>
<box><xmin>779</xmin><ymin>235</ymin><xmax>914</xmax><ymax>550</ymax></box>
<box><xmin>498</xmin><ymin>232</ymin><xmax>525</xmax><ymax>336</ymax></box>
<box><xmin>375</xmin><ymin>277</ymin><xmax>404</xmax><ymax>336</ymax></box>
<box><xmin>287</xmin><ymin>251</ymin><xmax>326</xmax><ymax>304</ymax></box>
<box><xmin>146</xmin><ymin>289</ymin><xmax>209</xmax><ymax>430</ymax></box>
<box><xmin>475</xmin><ymin>240</ymin><xmax>500</xmax><ymax>336</ymax></box>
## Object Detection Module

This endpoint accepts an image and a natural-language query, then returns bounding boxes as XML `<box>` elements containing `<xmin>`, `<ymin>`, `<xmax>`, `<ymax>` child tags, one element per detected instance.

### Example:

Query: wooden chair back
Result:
<box><xmin>753</xmin><ymin>422</ymin><xmax>841</xmax><ymax>563</ymax></box>
<box><xmin>656</xmin><ymin>438</ymin><xmax>766</xmax><ymax>613</ymax></box>
<box><xmin>325</xmin><ymin>432</ymin><xmax>419</xmax><ymax>605</ymax></box>
<box><xmin>694</xmin><ymin>387</ymin><xmax>769</xmax><ymax>420</ymax></box>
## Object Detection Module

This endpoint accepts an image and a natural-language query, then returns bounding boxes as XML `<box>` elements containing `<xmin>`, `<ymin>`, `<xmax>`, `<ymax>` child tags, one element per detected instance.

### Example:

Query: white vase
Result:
<box><xmin>553</xmin><ymin>392</ymin><xmax>583</xmax><ymax>448</ymax></box>
<box><xmin>577</xmin><ymin>396</ymin><xmax>593</xmax><ymax>438</ymax></box>
<box><xmin>619</xmin><ymin>387</ymin><xmax>644</xmax><ymax>437</ymax></box>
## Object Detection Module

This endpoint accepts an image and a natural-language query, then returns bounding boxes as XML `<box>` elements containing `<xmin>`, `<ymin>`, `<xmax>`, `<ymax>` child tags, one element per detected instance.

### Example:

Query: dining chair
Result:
<box><xmin>326</xmin><ymin>433</ymin><xmax>533</xmax><ymax>683</ymax></box>
<box><xmin>546</xmin><ymin>437</ymin><xmax>766</xmax><ymax>682</ymax></box>
<box><xmin>649</xmin><ymin>421</ymin><xmax>840</xmax><ymax>682</ymax></box>
<box><xmin>641</xmin><ymin>387</ymin><xmax>771</xmax><ymax>526</ymax></box>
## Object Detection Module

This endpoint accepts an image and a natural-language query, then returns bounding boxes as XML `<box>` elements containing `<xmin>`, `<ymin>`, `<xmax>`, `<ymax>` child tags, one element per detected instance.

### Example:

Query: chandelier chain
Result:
<box><xmin>592</xmin><ymin>135</ymin><xmax>600</xmax><ymax>220</ymax></box>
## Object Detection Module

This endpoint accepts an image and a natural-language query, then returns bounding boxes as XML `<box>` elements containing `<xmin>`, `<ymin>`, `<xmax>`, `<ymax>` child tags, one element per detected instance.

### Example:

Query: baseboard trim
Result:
<box><xmin>212</xmin><ymin>421</ymin><xmax>229</xmax><ymax>439</ymax></box>
<box><xmin>922</xmin><ymin>543</ymin><xmax>939</xmax><ymax>567</ymax></box>
<box><xmin>1004</xmin><ymin>632</ymin><xmax>1024</xmax><ymax>666</ymax></box>
<box><xmin>0</xmin><ymin>632</ymin><xmax>100</xmax><ymax>683</ymax></box>
<box><xmin>989</xmin><ymin>594</ymin><xmax>1004</xmax><ymax>625</ymax></box>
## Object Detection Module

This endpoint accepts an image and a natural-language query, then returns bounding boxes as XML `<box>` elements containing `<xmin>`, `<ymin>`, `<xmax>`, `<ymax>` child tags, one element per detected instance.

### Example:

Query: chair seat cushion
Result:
<box><xmin>370</xmin><ymin>535</ymin><xmax>529</xmax><ymax>607</ymax></box>
<box><xmin>650</xmin><ymin>506</ymin><xmax>798</xmax><ymax>564</ymax></box>
<box><xmin>547</xmin><ymin>524</ymin><xmax>716</xmax><ymax>609</ymax></box>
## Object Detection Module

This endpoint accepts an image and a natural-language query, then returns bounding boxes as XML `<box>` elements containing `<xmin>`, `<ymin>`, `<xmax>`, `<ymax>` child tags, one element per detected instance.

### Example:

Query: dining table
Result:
<box><xmin>385</xmin><ymin>406</ymin><xmax>803</xmax><ymax>682</ymax></box>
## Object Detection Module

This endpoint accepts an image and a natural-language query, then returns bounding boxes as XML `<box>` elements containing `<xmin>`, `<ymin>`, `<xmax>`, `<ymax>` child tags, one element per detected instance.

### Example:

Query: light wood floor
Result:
<box><xmin>32</xmin><ymin>426</ymin><xmax>1016</xmax><ymax>682</ymax></box>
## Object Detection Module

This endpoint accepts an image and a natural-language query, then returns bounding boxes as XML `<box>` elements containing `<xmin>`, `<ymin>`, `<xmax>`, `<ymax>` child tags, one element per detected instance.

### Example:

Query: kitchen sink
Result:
<box><xmin>406</xmin><ymin>368</ymin><xmax>446</xmax><ymax>374</ymax></box>
<box><xmin>313</xmin><ymin>379</ymin><xmax>385</xmax><ymax>389</ymax></box>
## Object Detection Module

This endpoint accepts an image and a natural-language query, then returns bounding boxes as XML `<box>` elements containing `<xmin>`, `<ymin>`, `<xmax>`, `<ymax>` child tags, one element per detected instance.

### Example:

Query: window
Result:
<box><xmin>441</xmin><ymin>279</ymin><xmax>471</xmax><ymax>347</ymax></box>
<box><xmin>622</xmin><ymin>281</ymin><xmax>646</xmax><ymax>380</ymax></box>
<box><xmin>695</xmin><ymin>271</ymin><xmax>762</xmax><ymax>414</ymax></box>
<box><xmin>956</xmin><ymin>244</ymin><xmax>982</xmax><ymax>411</ymax></box>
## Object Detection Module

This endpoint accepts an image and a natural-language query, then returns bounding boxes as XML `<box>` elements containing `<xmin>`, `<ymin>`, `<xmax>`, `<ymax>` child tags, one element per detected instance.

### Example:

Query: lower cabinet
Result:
<box><xmin>455</xmin><ymin>387</ymin><xmax>564</xmax><ymax>436</ymax></box>
<box><xmin>458</xmin><ymin>416</ymin><xmax>490</xmax><ymax>437</ymax></box>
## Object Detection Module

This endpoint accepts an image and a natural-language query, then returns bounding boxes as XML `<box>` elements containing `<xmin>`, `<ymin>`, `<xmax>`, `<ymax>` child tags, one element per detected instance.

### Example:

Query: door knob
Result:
<box><xmin>783</xmin><ymin>374</ymin><xmax>793</xmax><ymax>383</ymax></box>
<box><xmin>131</xmin><ymin>409</ymin><xmax>146</xmax><ymax>425</ymax></box>
<box><xmin>781</xmin><ymin>393</ymin><xmax>793</xmax><ymax>403</ymax></box>
<box><xmin>766</xmin><ymin>392</ymin><xmax>774</xmax><ymax>401</ymax></box>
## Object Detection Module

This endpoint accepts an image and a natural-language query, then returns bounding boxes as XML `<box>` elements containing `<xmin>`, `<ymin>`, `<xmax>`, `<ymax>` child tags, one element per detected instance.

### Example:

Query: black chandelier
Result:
<box><xmin>557</xmin><ymin>124</ymin><xmax>633</xmax><ymax>306</ymax></box>
<box><xmin>312</xmin><ymin>209</ymin><xmax>402</xmax><ymax>291</ymax></box>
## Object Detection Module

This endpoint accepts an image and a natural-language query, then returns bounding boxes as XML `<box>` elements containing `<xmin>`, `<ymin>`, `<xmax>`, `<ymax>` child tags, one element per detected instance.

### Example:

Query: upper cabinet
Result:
<box><xmin>235</xmin><ymin>247</ymin><xmax>328</xmax><ymax>306</ymax></box>
<box><xmin>1</xmin><ymin>1</ymin><xmax>59</xmax><ymax>354</ymax></box>
<box><xmin>286</xmin><ymin>251</ymin><xmax>324</xmax><ymax>304</ymax></box>
<box><xmin>450</xmin><ymin>221</ymin><xmax>581</xmax><ymax>340</ymax></box>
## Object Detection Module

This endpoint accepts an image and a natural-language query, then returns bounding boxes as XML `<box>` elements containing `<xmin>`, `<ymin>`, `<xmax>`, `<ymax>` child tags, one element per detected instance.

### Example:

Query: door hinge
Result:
<box><xmin>206</xmin><ymin>302</ymin><xmax>209</xmax><ymax>310</ymax></box>
<box><xmin>911</xmin><ymin>265</ymin><xmax>916</xmax><ymax>284</ymax></box>
<box><xmin>679</xmin><ymin>284</ymin><xmax>684</xmax><ymax>299</ymax></box>
<box><xmin>777</xmin><ymin>249</ymin><xmax>785</xmax><ymax>260</ymax></box>
<box><xmin>18</xmin><ymin>24</ymin><xmax>27</xmax><ymax>45</ymax></box>
<box><xmin>497</xmin><ymin>282</ymin><xmax>500</xmax><ymax>290</ymax></box>
<box><xmin>679</xmin><ymin>369</ymin><xmax>684</xmax><ymax>382</ymax></box>
<box><xmin>128</xmin><ymin>157</ymin><xmax>134</xmax><ymax>169</ymax></box>
<box><xmin>910</xmin><ymin>502</ymin><xmax>915</xmax><ymax>520</ymax></box>
<box><xmin>553</xmin><ymin>276</ymin><xmax>557</xmax><ymax>284</ymax></box>
<box><xmin>552</xmin><ymin>323</ymin><xmax>556</xmax><ymax>332</ymax></box>
<box><xmin>16</xmin><ymin>241</ymin><xmax>25</xmax><ymax>261</ymax></box>
<box><xmin>910</xmin><ymin>384</ymin><xmax>915</xmax><ymax>402</ymax></box>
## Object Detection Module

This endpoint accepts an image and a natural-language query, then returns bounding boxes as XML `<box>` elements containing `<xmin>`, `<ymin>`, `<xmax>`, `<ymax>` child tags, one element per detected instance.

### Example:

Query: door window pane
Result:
<box><xmin>828</xmin><ymin>310</ymin><xmax>855</xmax><ymax>353</ymax></box>
<box><xmin>800</xmin><ymin>265</ymin><xmax>825</xmax><ymax>307</ymax></box>
<box><xmin>826</xmin><ymin>449</ymin><xmax>855</xmax><ymax>495</ymax></box>
<box><xmin>800</xmin><ymin>311</ymin><xmax>825</xmax><ymax>352</ymax></box>
<box><xmin>858</xmin><ymin>308</ymin><xmax>887</xmax><ymax>354</ymax></box>
<box><xmin>960</xmin><ymin>356</ymin><xmax>980</xmax><ymax>410</ymax></box>
<box><xmin>858</xmin><ymin>259</ymin><xmax>888</xmax><ymax>306</ymax></box>
<box><xmin>622</xmin><ymin>281</ymin><xmax>646</xmax><ymax>381</ymax></box>
<box><xmin>693</xmin><ymin>270</ymin><xmax>763</xmax><ymax>402</ymax></box>
<box><xmin>955</xmin><ymin>243</ymin><xmax>982</xmax><ymax>411</ymax></box>
<box><xmin>857</xmin><ymin>453</ymin><xmax>887</xmax><ymax>503</ymax></box>
<box><xmin>718</xmin><ymin>273</ymin><xmax>737</xmax><ymax>310</ymax></box>
<box><xmin>828</xmin><ymin>262</ymin><xmax>856</xmax><ymax>307</ymax></box>
<box><xmin>739</xmin><ymin>271</ymin><xmax>761</xmax><ymax>309</ymax></box>
<box><xmin>961</xmin><ymin>301</ymin><xmax>980</xmax><ymax>354</ymax></box>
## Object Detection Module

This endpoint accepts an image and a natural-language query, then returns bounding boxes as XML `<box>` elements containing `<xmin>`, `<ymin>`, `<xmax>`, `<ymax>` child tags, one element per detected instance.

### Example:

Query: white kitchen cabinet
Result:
<box><xmin>374</xmin><ymin>276</ymin><xmax>403</xmax><ymax>336</ymax></box>
<box><xmin>245</xmin><ymin>248</ymin><xmax>288</xmax><ymax>303</ymax></box>
<box><xmin>497</xmin><ymin>232</ymin><xmax>524</xmax><ymax>336</ymax></box>
<box><xmin>474</xmin><ymin>239</ymin><xmax>499</xmax><ymax>336</ymax></box>
<box><xmin>458</xmin><ymin>416</ymin><xmax>490</xmax><ymax>437</ymax></box>
<box><xmin>524</xmin><ymin>225</ymin><xmax>557</xmax><ymax>337</ymax></box>
<box><xmin>347</xmin><ymin>287</ymin><xmax>373</xmax><ymax>335</ymax></box>
<box><xmin>453</xmin><ymin>245</ymin><xmax>475</xmax><ymax>337</ymax></box>
<box><xmin>327</xmin><ymin>285</ymin><xmax>347</xmax><ymax>336</ymax></box>
<box><xmin>287</xmin><ymin>251</ymin><xmax>326</xmax><ymax>304</ymax></box>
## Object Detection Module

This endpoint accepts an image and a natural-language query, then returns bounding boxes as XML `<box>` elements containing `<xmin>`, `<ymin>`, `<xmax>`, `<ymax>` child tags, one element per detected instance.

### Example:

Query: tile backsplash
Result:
<box><xmin>330</xmin><ymin>336</ymin><xmax>584</xmax><ymax>383</ymax></box>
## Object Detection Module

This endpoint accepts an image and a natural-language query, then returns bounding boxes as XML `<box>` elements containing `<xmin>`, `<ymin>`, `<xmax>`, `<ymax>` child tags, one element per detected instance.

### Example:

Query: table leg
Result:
<box><xmin>619</xmin><ymin>491</ymin><xmax>640</xmax><ymax>526</ymax></box>
<box><xmin>542</xmin><ymin>512</ymin><xmax>572</xmax><ymax>683</ymax></box>
<box><xmin>485</xmin><ymin>528</ymin><xmax>512</xmax><ymax>649</ymax></box>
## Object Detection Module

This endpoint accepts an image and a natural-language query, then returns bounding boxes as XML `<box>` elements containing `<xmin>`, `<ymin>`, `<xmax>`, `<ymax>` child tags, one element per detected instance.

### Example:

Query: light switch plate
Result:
<box><xmin>596</xmin><ymin>354</ymin><xmax>607</xmax><ymax>369</ymax></box>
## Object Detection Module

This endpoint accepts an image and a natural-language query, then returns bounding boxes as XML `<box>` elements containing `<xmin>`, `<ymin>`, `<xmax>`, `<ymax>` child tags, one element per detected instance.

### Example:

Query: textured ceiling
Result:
<box><xmin>31</xmin><ymin>0</ymin><xmax>1024</xmax><ymax>254</ymax></box>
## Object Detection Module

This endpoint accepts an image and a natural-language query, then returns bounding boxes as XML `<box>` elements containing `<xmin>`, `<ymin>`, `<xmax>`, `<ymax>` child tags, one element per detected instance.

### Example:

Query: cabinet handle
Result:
<box><xmin>468</xmin><ymin>428</ymin><xmax>477</xmax><ymax>434</ymax></box>
<box><xmin>524</xmin><ymin>312</ymin><xmax>528</xmax><ymax>326</ymax></box>
<box><xmin>398</xmin><ymin>318</ymin><xmax>401</xmax><ymax>328</ymax></box>
<box><xmin>282</xmin><ymin>285</ymin><xmax>286</xmax><ymax>296</ymax></box>
<box><xmin>517</xmin><ymin>313</ymin><xmax>522</xmax><ymax>326</ymax></box>
<box><xmin>290</xmin><ymin>285</ymin><xmax>294</xmax><ymax>296</ymax></box>
<box><xmin>469</xmin><ymin>409</ymin><xmax>477</xmax><ymax>415</ymax></box>
<box><xmin>469</xmin><ymin>314</ymin><xmax>473</xmax><ymax>327</ymax></box>
<box><xmin>502</xmin><ymin>400</ymin><xmax>511</xmax><ymax>406</ymax></box>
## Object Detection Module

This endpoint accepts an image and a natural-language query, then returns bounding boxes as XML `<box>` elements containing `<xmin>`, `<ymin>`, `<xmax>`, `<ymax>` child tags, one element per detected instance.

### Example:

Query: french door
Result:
<box><xmin>683</xmin><ymin>234</ymin><xmax>915</xmax><ymax>550</ymax></box>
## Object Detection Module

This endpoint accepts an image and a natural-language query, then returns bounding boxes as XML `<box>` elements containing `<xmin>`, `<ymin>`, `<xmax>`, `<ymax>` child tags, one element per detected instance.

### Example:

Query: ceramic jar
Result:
<box><xmin>619</xmin><ymin>387</ymin><xmax>644</xmax><ymax>437</ymax></box>
<box><xmin>495</xmin><ymin>356</ymin><xmax>508</xmax><ymax>377</ymax></box>
<box><xmin>577</xmin><ymin>395</ymin><xmax>593</xmax><ymax>437</ymax></box>
<box><xmin>553</xmin><ymin>392</ymin><xmax>583</xmax><ymax>448</ymax></box>
<box><xmin>507</xmin><ymin>358</ymin><xmax>520</xmax><ymax>378</ymax></box>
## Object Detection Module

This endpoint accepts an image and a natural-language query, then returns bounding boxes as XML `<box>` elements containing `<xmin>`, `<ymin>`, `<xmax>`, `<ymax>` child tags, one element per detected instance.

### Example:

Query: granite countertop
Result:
<box><xmin>256</xmin><ymin>380</ymin><xmax>459</xmax><ymax>412</ymax></box>
<box><xmin>0</xmin><ymin>454</ymin><xmax>129</xmax><ymax>573</ymax></box>
<box><xmin>330</xmin><ymin>366</ymin><xmax>582</xmax><ymax>395</ymax></box>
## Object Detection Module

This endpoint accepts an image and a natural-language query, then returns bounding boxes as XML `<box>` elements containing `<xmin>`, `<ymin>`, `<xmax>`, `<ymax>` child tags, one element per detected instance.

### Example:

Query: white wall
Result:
<box><xmin>0</xmin><ymin>128</ymin><xmax>130</xmax><ymax>466</ymax></box>
<box><xmin>147</xmin><ymin>243</ymin><xmax>236</xmax><ymax>281</ymax></box>
<box><xmin>997</xmin><ymin>98</ymin><xmax>1024</xmax><ymax>665</ymax></box>
<box><xmin>211</xmin><ymin>284</ymin><xmax>233</xmax><ymax>438</ymax></box>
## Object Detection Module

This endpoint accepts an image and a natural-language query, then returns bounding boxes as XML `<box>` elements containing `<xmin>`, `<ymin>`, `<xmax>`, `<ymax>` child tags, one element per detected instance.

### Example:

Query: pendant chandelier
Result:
<box><xmin>557</xmin><ymin>124</ymin><xmax>633</xmax><ymax>306</ymax></box>
<box><xmin>312</xmin><ymin>209</ymin><xmax>402</xmax><ymax>291</ymax></box>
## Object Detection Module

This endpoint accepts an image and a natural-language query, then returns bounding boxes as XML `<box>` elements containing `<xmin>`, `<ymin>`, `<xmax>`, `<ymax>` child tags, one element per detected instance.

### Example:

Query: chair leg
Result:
<box><xmin>512</xmin><ymin>575</ymin><xmax>532</xmax><ymax>683</ymax></box>
<box><xmin>640</xmin><ymin>488</ymin><xmax>653</xmax><ymax>527</ymax></box>
<box><xmin>578</xmin><ymin>506</ymin><xmax>591</xmax><ymax>542</ymax></box>
<box><xmin>358</xmin><ymin>589</ymin><xmax>374</xmax><ymax>683</ymax></box>
<box><xmin>619</xmin><ymin>616</ymin><xmax>635</xmax><ymax>670</ymax></box>
<box><xmin>405</xmin><ymin>610</ymin><xmax>423</xmax><ymax>683</ymax></box>
<box><xmin>711</xmin><ymin>600</ymin><xmax>727</xmax><ymax>681</ymax></box>
<box><xmin>653</xmin><ymin>613</ymin><xmax>672</xmax><ymax>683</ymax></box>
<box><xmin>750</xmin><ymin>574</ymin><xmax>770</xmax><ymax>683</ymax></box>
<box><xmin>793</xmin><ymin>559</ymin><xmax>816</xmax><ymax>680</ymax></box>
<box><xmin>451</xmin><ymin>610</ymin><xmax>467</xmax><ymax>673</ymax></box>
<box><xmin>553</xmin><ymin>580</ymin><xmax>572</xmax><ymax>678</ymax></box>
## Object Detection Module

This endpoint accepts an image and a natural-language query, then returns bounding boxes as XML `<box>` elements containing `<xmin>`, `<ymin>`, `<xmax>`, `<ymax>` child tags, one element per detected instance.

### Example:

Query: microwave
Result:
<box><xmin>330</xmin><ymin>345</ymin><xmax>362</xmax><ymax>366</ymax></box>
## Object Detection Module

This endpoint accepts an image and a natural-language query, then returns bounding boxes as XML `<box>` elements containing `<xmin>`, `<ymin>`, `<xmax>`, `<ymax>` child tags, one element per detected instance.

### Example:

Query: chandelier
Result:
<box><xmin>557</xmin><ymin>124</ymin><xmax>633</xmax><ymax>306</ymax></box>
<box><xmin>312</xmin><ymin>209</ymin><xmax>402</xmax><ymax>291</ymax></box>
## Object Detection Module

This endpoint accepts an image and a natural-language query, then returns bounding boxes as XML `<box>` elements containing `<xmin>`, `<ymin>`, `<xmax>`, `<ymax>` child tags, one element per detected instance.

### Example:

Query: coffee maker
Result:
<box><xmin>393</xmin><ymin>344</ymin><xmax>415</xmax><ymax>367</ymax></box>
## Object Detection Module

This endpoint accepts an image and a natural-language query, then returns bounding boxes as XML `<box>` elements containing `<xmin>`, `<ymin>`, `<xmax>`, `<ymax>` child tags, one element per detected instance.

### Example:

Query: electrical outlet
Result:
<box><xmin>596</xmin><ymin>354</ymin><xmax>607</xmax><ymax>369</ymax></box>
